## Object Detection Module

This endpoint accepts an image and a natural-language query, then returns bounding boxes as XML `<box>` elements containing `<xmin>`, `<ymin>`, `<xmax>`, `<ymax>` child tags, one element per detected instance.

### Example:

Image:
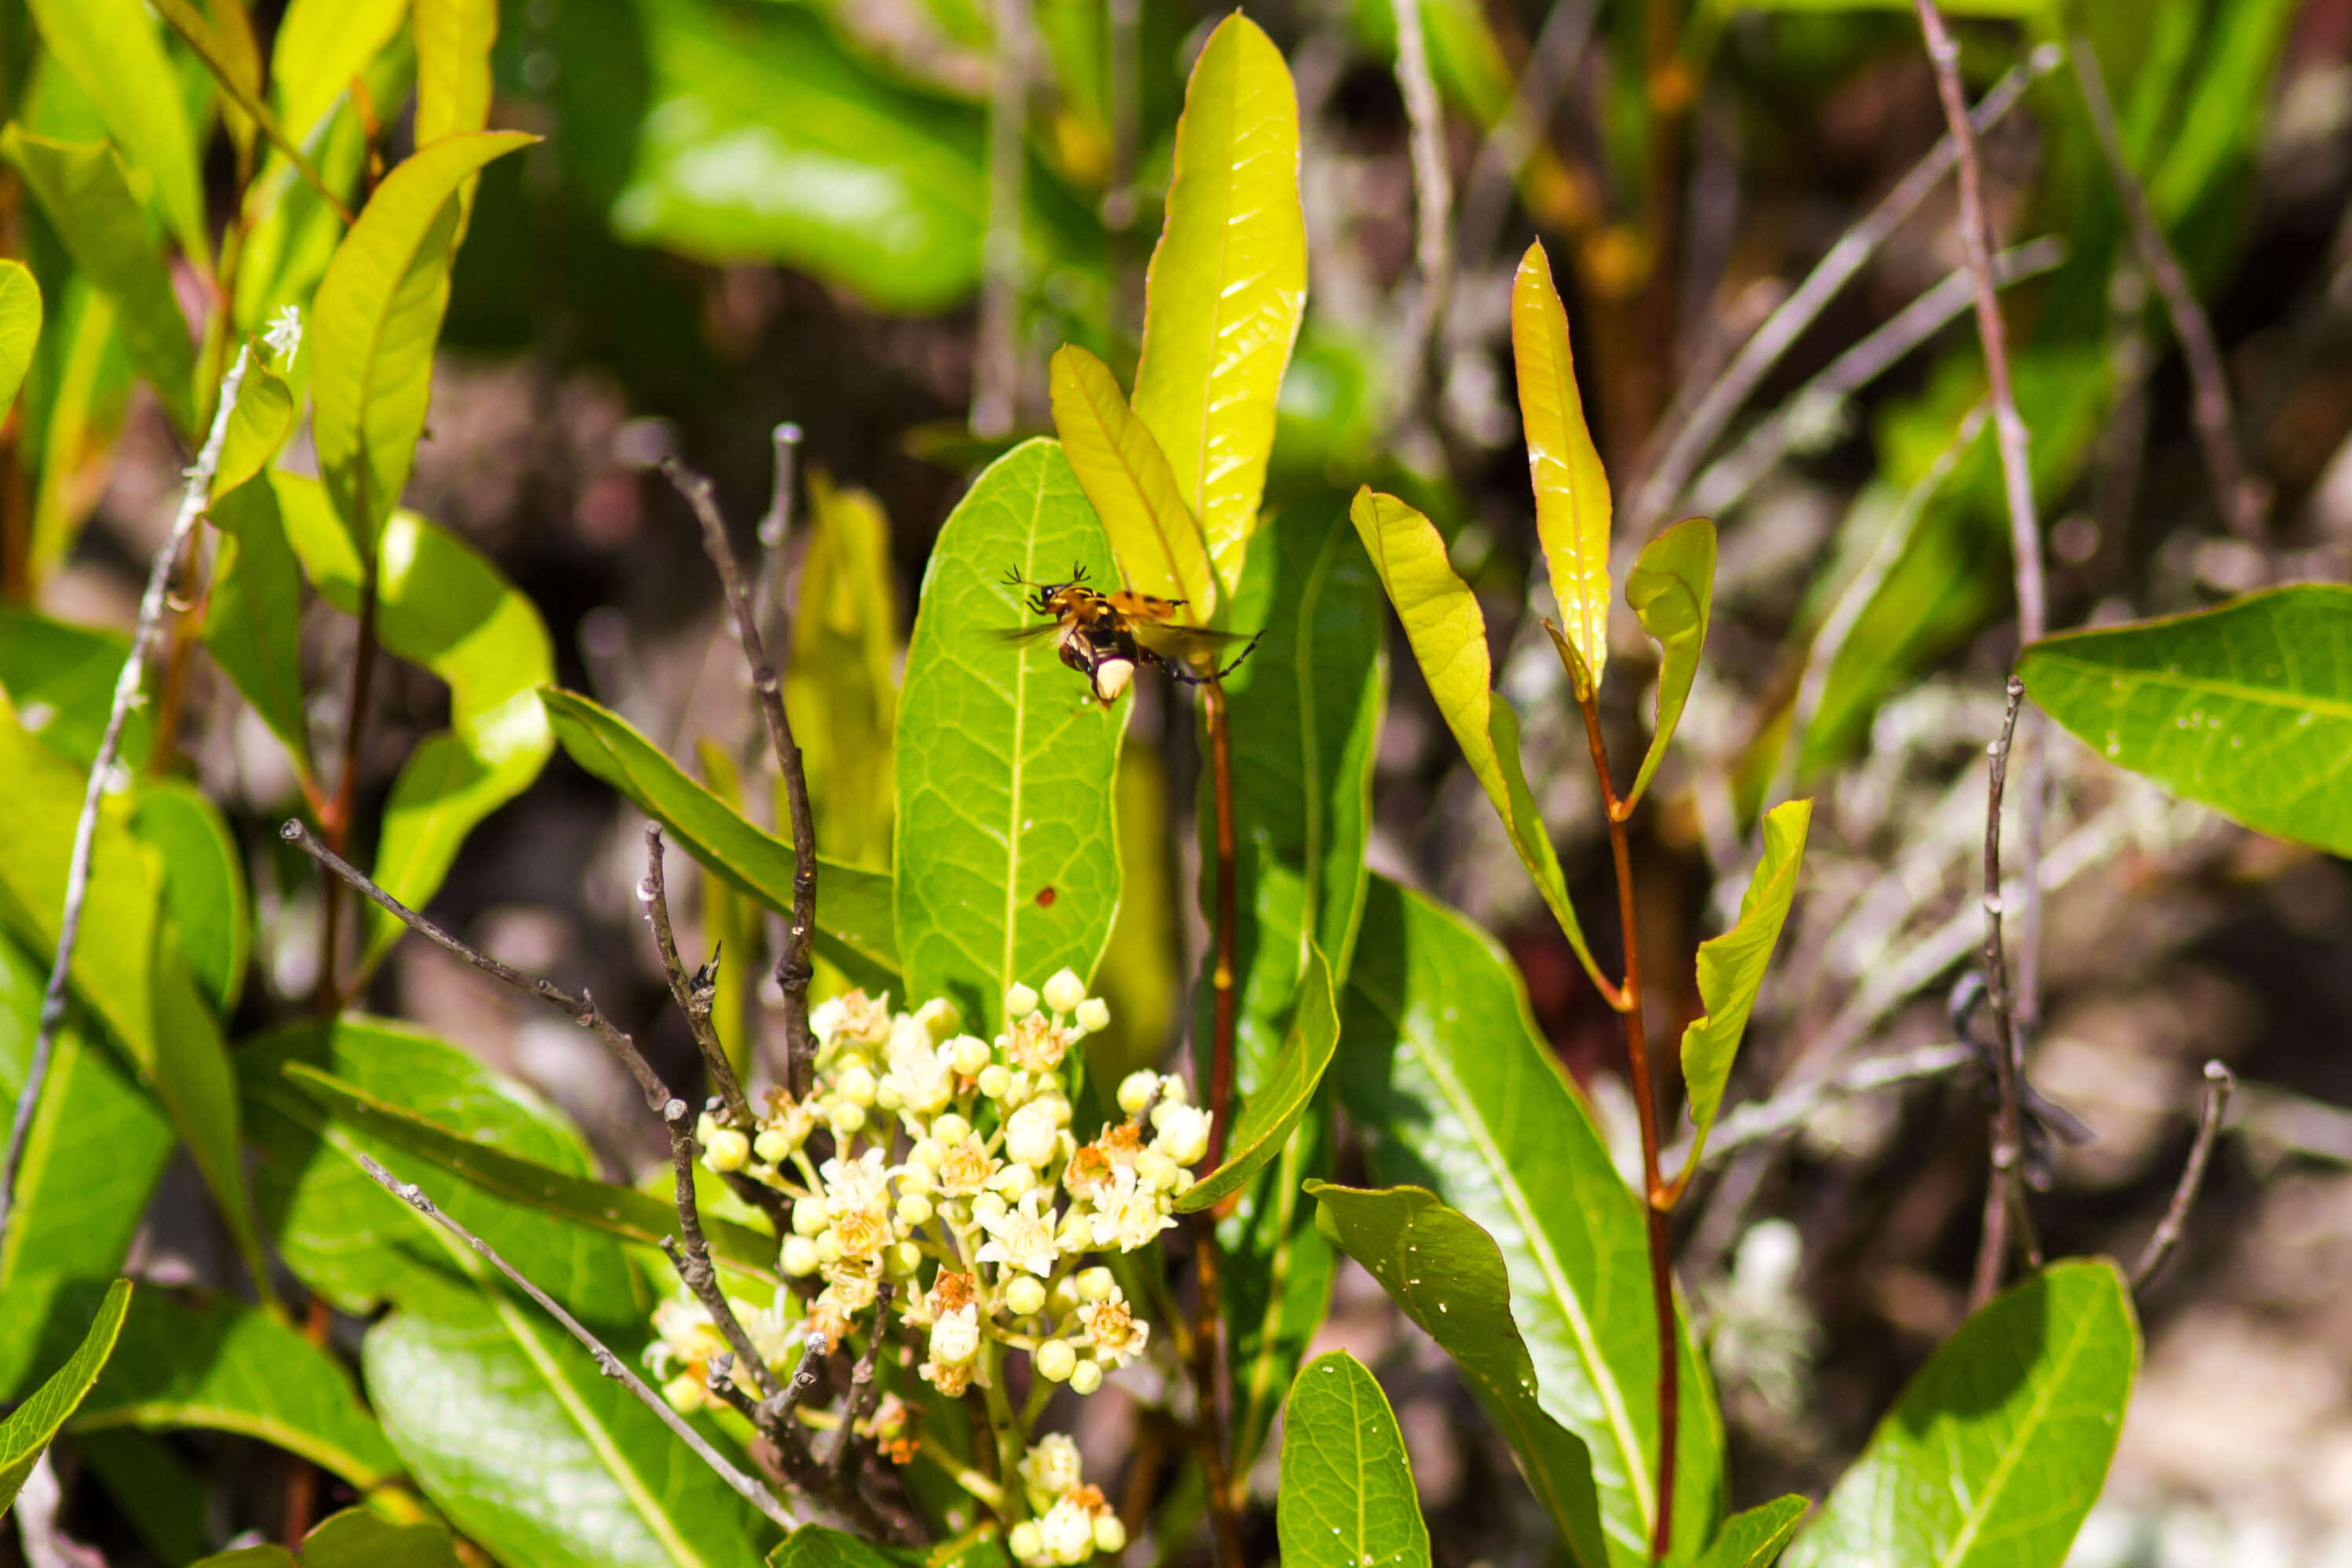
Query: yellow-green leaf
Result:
<box><xmin>21</xmin><ymin>0</ymin><xmax>210</xmax><ymax>266</ymax></box>
<box><xmin>310</xmin><ymin>132</ymin><xmax>534</xmax><ymax>552</ymax></box>
<box><xmin>210</xmin><ymin>357</ymin><xmax>297</xmax><ymax>502</ymax></box>
<box><xmin>0</xmin><ymin>264</ymin><xmax>43</xmax><ymax>422</ymax></box>
<box><xmin>1130</xmin><ymin>13</ymin><xmax>1306</xmax><ymax>590</ymax></box>
<box><xmin>1349</xmin><ymin>487</ymin><xmax>1603</xmax><ymax>988</ymax></box>
<box><xmin>0</xmin><ymin>1279</ymin><xmax>131</xmax><ymax>1511</ymax></box>
<box><xmin>1513</xmin><ymin>241</ymin><xmax>1612</xmax><ymax>689</ymax></box>
<box><xmin>1050</xmin><ymin>344</ymin><xmax>1217</xmax><ymax>613</ymax></box>
<box><xmin>1622</xmin><ymin>516</ymin><xmax>1714</xmax><ymax>811</ymax></box>
<box><xmin>270</xmin><ymin>0</ymin><xmax>407</xmax><ymax>144</ymax></box>
<box><xmin>1176</xmin><ymin>945</ymin><xmax>1340</xmax><ymax>1213</ymax></box>
<box><xmin>1679</xmin><ymin>800</ymin><xmax>1810</xmax><ymax>1176</ymax></box>
<box><xmin>415</xmin><ymin>0</ymin><xmax>499</xmax><ymax>144</ymax></box>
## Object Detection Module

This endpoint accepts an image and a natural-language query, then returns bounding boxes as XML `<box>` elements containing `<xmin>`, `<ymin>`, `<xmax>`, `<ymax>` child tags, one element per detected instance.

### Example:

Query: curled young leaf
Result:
<box><xmin>1623</xmin><ymin>516</ymin><xmax>1716</xmax><ymax>811</ymax></box>
<box><xmin>1677</xmin><ymin>798</ymin><xmax>1810</xmax><ymax>1180</ymax></box>
<box><xmin>1513</xmin><ymin>240</ymin><xmax>1612</xmax><ymax>690</ymax></box>
<box><xmin>1050</xmin><ymin>344</ymin><xmax>1218</xmax><ymax>614</ymax></box>
<box><xmin>1348</xmin><ymin>487</ymin><xmax>1603</xmax><ymax>990</ymax></box>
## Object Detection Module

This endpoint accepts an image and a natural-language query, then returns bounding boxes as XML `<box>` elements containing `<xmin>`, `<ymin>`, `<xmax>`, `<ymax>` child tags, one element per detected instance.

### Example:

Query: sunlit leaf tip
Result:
<box><xmin>1678</xmin><ymin>797</ymin><xmax>1810</xmax><ymax>1177</ymax></box>
<box><xmin>1623</xmin><ymin>515</ymin><xmax>1716</xmax><ymax>811</ymax></box>
<box><xmin>1512</xmin><ymin>239</ymin><xmax>1612</xmax><ymax>691</ymax></box>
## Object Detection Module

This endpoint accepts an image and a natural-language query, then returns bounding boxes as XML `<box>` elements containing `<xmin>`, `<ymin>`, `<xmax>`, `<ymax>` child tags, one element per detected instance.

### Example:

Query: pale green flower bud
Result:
<box><xmin>1074</xmin><ymin>997</ymin><xmax>1110</xmax><ymax>1035</ymax></box>
<box><xmin>1034</xmin><ymin>1338</ymin><xmax>1077</xmax><ymax>1382</ymax></box>
<box><xmin>792</xmin><ymin>1198</ymin><xmax>829</xmax><ymax>1237</ymax></box>
<box><xmin>896</xmin><ymin>1193</ymin><xmax>934</xmax><ymax>1227</ymax></box>
<box><xmin>701</xmin><ymin>1126</ymin><xmax>751</xmax><ymax>1173</ymax></box>
<box><xmin>886</xmin><ymin>1241</ymin><xmax>923</xmax><ymax>1278</ymax></box>
<box><xmin>1092</xmin><ymin>1515</ymin><xmax>1127</xmax><ymax>1554</ymax></box>
<box><xmin>1116</xmin><ymin>1070</ymin><xmax>1158</xmax><ymax>1115</ymax></box>
<box><xmin>1075</xmin><ymin>1266</ymin><xmax>1115</xmax><ymax>1303</ymax></box>
<box><xmin>780</xmin><ymin>1235</ymin><xmax>821</xmax><ymax>1277</ymax></box>
<box><xmin>932</xmin><ymin>1111</ymin><xmax>972</xmax><ymax>1145</ymax></box>
<box><xmin>837</xmin><ymin>1064</ymin><xmax>877</xmax><ymax>1107</ymax></box>
<box><xmin>827</xmin><ymin>1101</ymin><xmax>866</xmax><ymax>1136</ymax></box>
<box><xmin>1041</xmin><ymin>968</ymin><xmax>1086</xmax><ymax>1016</ymax></box>
<box><xmin>1068</xmin><ymin>1358</ymin><xmax>1103</xmax><ymax>1395</ymax></box>
<box><xmin>1008</xmin><ymin>1522</ymin><xmax>1044</xmax><ymax>1564</ymax></box>
<box><xmin>753</xmin><ymin>1128</ymin><xmax>795</xmax><ymax>1164</ymax></box>
<box><xmin>1005</xmin><ymin>983</ymin><xmax>1040</xmax><ymax>1018</ymax></box>
<box><xmin>917</xmin><ymin>997</ymin><xmax>961</xmax><ymax>1040</ymax></box>
<box><xmin>976</xmin><ymin>1064</ymin><xmax>1012</xmax><ymax>1100</ymax></box>
<box><xmin>1004</xmin><ymin>1274</ymin><xmax>1047</xmax><ymax>1316</ymax></box>
<box><xmin>950</xmin><ymin>1034</ymin><xmax>993</xmax><ymax>1075</ymax></box>
<box><xmin>972</xmin><ymin>1191</ymin><xmax>1008</xmax><ymax>1224</ymax></box>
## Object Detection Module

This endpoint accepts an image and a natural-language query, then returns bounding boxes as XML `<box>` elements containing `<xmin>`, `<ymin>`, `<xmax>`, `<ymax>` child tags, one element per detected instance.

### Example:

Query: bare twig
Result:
<box><xmin>1916</xmin><ymin>0</ymin><xmax>2051</xmax><ymax>1067</ymax></box>
<box><xmin>644</xmin><ymin>824</ymin><xmax>753</xmax><ymax>1127</ymax></box>
<box><xmin>355</xmin><ymin>1152</ymin><xmax>797</xmax><ymax>1532</ymax></box>
<box><xmin>1454</xmin><ymin>0</ymin><xmax>1602</xmax><ymax>272</ymax></box>
<box><xmin>753</xmin><ymin>421</ymin><xmax>804</xmax><ymax>651</ymax></box>
<box><xmin>2066</xmin><ymin>32</ymin><xmax>2259</xmax><ymax>540</ymax></box>
<box><xmin>760</xmin><ymin>1335</ymin><xmax>830</xmax><ymax>1433</ymax></box>
<box><xmin>1390</xmin><ymin>0</ymin><xmax>1453</xmax><ymax>403</ymax></box>
<box><xmin>1768</xmin><ymin>405</ymin><xmax>1989</xmax><ymax>808</ymax></box>
<box><xmin>971</xmin><ymin>0</ymin><xmax>1030</xmax><ymax>438</ymax></box>
<box><xmin>1690</xmin><ymin>240</ymin><xmax>2062</xmax><ymax>520</ymax></box>
<box><xmin>826</xmin><ymin>1282</ymin><xmax>895</xmax><ymax>1473</ymax></box>
<box><xmin>0</xmin><ymin>347</ymin><xmax>250</xmax><ymax>1250</ymax></box>
<box><xmin>1668</xmin><ymin>1043</ymin><xmax>1975</xmax><ymax>1173</ymax></box>
<box><xmin>2132</xmin><ymin>1060</ymin><xmax>2235</xmax><ymax>1287</ymax></box>
<box><xmin>661</xmin><ymin>458</ymin><xmax>822</xmax><ymax>1098</ymax></box>
<box><xmin>1971</xmin><ymin>675</ymin><xmax>2040</xmax><ymax>1308</ymax></box>
<box><xmin>703</xmin><ymin>1352</ymin><xmax>767</xmax><ymax>1428</ymax></box>
<box><xmin>1631</xmin><ymin>49</ymin><xmax>2056</xmax><ymax>538</ymax></box>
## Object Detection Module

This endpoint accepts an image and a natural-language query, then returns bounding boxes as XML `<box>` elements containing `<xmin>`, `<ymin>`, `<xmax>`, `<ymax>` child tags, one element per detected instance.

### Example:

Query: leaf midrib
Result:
<box><xmin>2032</xmin><ymin>651</ymin><xmax>2352</xmax><ymax>723</ymax></box>
<box><xmin>1932</xmin><ymin>1288</ymin><xmax>2104</xmax><ymax>1566</ymax></box>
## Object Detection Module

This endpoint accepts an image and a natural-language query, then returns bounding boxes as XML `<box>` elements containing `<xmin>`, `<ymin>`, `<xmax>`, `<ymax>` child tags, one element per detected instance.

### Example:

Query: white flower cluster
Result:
<box><xmin>1008</xmin><ymin>1434</ymin><xmax>1125</xmax><ymax>1565</ymax></box>
<box><xmin>643</xmin><ymin>970</ymin><xmax>1209</xmax><ymax>1559</ymax></box>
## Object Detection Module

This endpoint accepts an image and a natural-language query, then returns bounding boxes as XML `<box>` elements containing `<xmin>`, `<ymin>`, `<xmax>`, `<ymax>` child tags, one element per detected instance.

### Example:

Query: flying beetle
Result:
<box><xmin>997</xmin><ymin>564</ymin><xmax>1261</xmax><ymax>706</ymax></box>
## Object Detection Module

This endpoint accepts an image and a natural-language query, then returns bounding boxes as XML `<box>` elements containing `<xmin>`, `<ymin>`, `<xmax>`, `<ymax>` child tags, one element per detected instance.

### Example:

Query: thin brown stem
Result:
<box><xmin>1565</xmin><ymin>656</ymin><xmax>1677</xmax><ymax>1563</ymax></box>
<box><xmin>1914</xmin><ymin>0</ymin><xmax>2050</xmax><ymax>1070</ymax></box>
<box><xmin>0</xmin><ymin>348</ymin><xmax>250</xmax><ymax>1254</ymax></box>
<box><xmin>826</xmin><ymin>1282</ymin><xmax>895</xmax><ymax>1473</ymax></box>
<box><xmin>661</xmin><ymin>458</ymin><xmax>821</xmax><ymax>1097</ymax></box>
<box><xmin>2132</xmin><ymin>1060</ymin><xmax>2234</xmax><ymax>1288</ymax></box>
<box><xmin>2066</xmin><ymin>31</ymin><xmax>2259</xmax><ymax>540</ymax></box>
<box><xmin>316</xmin><ymin>557</ymin><xmax>381</xmax><ymax>1014</ymax></box>
<box><xmin>1189</xmin><ymin>1223</ymin><xmax>1245</xmax><ymax>1568</ymax></box>
<box><xmin>353</xmin><ymin>1153</ymin><xmax>798</xmax><ymax>1533</ymax></box>
<box><xmin>1971</xmin><ymin>676</ymin><xmax>2040</xmax><ymax>1309</ymax></box>
<box><xmin>644</xmin><ymin>823</ymin><xmax>753</xmax><ymax>1128</ymax></box>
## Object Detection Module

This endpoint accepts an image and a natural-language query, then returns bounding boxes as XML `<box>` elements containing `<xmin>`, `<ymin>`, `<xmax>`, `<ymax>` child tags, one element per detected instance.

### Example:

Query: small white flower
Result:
<box><xmin>1005</xmin><ymin>1099</ymin><xmax>1061</xmax><ymax>1169</ymax></box>
<box><xmin>1088</xmin><ymin>1165</ymin><xmax>1175</xmax><ymax>1253</ymax></box>
<box><xmin>1074</xmin><ymin>997</ymin><xmax>1110</xmax><ymax>1034</ymax></box>
<box><xmin>1039</xmin><ymin>1497</ymin><xmax>1096</xmax><ymax>1564</ymax></box>
<box><xmin>1041</xmin><ymin>968</ymin><xmax>1087</xmax><ymax>1015</ymax></box>
<box><xmin>264</xmin><ymin>304</ymin><xmax>302</xmax><ymax>367</ymax></box>
<box><xmin>820</xmin><ymin>1148</ymin><xmax>892</xmax><ymax>1217</ymax></box>
<box><xmin>1150</xmin><ymin>1102</ymin><xmax>1213</xmax><ymax>1167</ymax></box>
<box><xmin>975</xmin><ymin>1189</ymin><xmax>1062</xmax><ymax>1278</ymax></box>
<box><xmin>929</xmin><ymin>1304</ymin><xmax>980</xmax><ymax>1367</ymax></box>
<box><xmin>1077</xmin><ymin>1294</ymin><xmax>1148</xmax><ymax>1369</ymax></box>
<box><xmin>882</xmin><ymin>1030</ymin><xmax>955</xmax><ymax>1116</ymax></box>
<box><xmin>1019</xmin><ymin>1431</ymin><xmax>1085</xmax><ymax>1500</ymax></box>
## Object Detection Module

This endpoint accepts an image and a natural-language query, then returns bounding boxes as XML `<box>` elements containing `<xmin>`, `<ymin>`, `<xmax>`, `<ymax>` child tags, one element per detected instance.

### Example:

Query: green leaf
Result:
<box><xmin>894</xmin><ymin>438</ymin><xmax>1126</xmax><ymax>1028</ymax></box>
<box><xmin>0</xmin><ymin>262</ymin><xmax>44</xmax><ymax>420</ymax></box>
<box><xmin>20</xmin><ymin>0</ymin><xmax>210</xmax><ymax>264</ymax></box>
<box><xmin>2018</xmin><ymin>585</ymin><xmax>2352</xmax><ymax>856</ymax></box>
<box><xmin>282</xmin><ymin>1060</ymin><xmax>781</xmax><ymax>1282</ymax></box>
<box><xmin>69</xmin><ymin>1291</ymin><xmax>403</xmax><ymax>1490</ymax></box>
<box><xmin>193</xmin><ymin>1507</ymin><xmax>468</xmax><ymax>1567</ymax></box>
<box><xmin>1178</xmin><ymin>946</ymin><xmax>1337</xmax><ymax>1212</ymax></box>
<box><xmin>1783</xmin><ymin>1260</ymin><xmax>2138</xmax><ymax>1568</ymax></box>
<box><xmin>270</xmin><ymin>0</ymin><xmax>407</xmax><ymax>144</ymax></box>
<box><xmin>242</xmin><ymin>1015</ymin><xmax>641</xmax><ymax>1322</ymax></box>
<box><xmin>414</xmin><ymin>0</ymin><xmax>499</xmax><ymax>145</ymax></box>
<box><xmin>274</xmin><ymin>475</ymin><xmax>556</xmax><ymax>963</ymax></box>
<box><xmin>0</xmin><ymin>607</ymin><xmax>151</xmax><ymax>770</ymax></box>
<box><xmin>0</xmin><ymin>1278</ymin><xmax>130</xmax><ymax>1511</ymax></box>
<box><xmin>785</xmin><ymin>471</ymin><xmax>900</xmax><ymax>873</ymax></box>
<box><xmin>595</xmin><ymin>0</ymin><xmax>1099</xmax><ymax>314</ymax></box>
<box><xmin>25</xmin><ymin>279</ymin><xmax>137</xmax><ymax>586</ymax></box>
<box><xmin>129</xmin><ymin>781</ymin><xmax>250</xmax><ymax>1015</ymax></box>
<box><xmin>310</xmin><ymin>131</ymin><xmax>534</xmax><ymax>550</ymax></box>
<box><xmin>364</xmin><ymin>1289</ymin><xmax>774</xmax><ymax>1568</ymax></box>
<box><xmin>0</xmin><ymin>939</ymin><xmax>172</xmax><ymax>1296</ymax></box>
<box><xmin>1622</xmin><ymin>516</ymin><xmax>1715</xmax><ymax>811</ymax></box>
<box><xmin>0</xmin><ymin>714</ymin><xmax>271</xmax><ymax>1304</ymax></box>
<box><xmin>1130</xmin><ymin>13</ymin><xmax>1307</xmax><ymax>586</ymax></box>
<box><xmin>1513</xmin><ymin>241</ymin><xmax>1613</xmax><ymax>691</ymax></box>
<box><xmin>1338</xmin><ymin>879</ymin><xmax>1722</xmax><ymax>1566</ymax></box>
<box><xmin>1</xmin><ymin>130</ymin><xmax>198</xmax><ymax>434</ymax></box>
<box><xmin>204</xmin><ymin>477</ymin><xmax>312</xmax><ymax>767</ymax></box>
<box><xmin>767</xmin><ymin>1528</ymin><xmax>908</xmax><ymax>1567</ymax></box>
<box><xmin>1278</xmin><ymin>1351</ymin><xmax>1431</xmax><ymax>1568</ymax></box>
<box><xmin>1697</xmin><ymin>1496</ymin><xmax>1808</xmax><ymax>1568</ymax></box>
<box><xmin>1050</xmin><ymin>344</ymin><xmax>1219</xmax><ymax>614</ymax></box>
<box><xmin>211</xmin><ymin>357</ymin><xmax>299</xmax><ymax>501</ymax></box>
<box><xmin>538</xmin><ymin>686</ymin><xmax>899</xmax><ymax>987</ymax></box>
<box><xmin>1349</xmin><ymin>488</ymin><xmax>1603</xmax><ymax>986</ymax></box>
<box><xmin>149</xmin><ymin>0</ymin><xmax>350</xmax><ymax>219</ymax></box>
<box><xmin>1677</xmin><ymin>799</ymin><xmax>1809</xmax><ymax>1176</ymax></box>
<box><xmin>1308</xmin><ymin>1186</ymin><xmax>1606</xmax><ymax>1568</ymax></box>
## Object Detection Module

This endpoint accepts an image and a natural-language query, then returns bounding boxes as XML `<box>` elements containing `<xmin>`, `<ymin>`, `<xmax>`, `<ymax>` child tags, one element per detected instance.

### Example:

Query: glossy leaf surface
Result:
<box><xmin>310</xmin><ymin>132</ymin><xmax>533</xmax><ymax>549</ymax></box>
<box><xmin>20</xmin><ymin>0</ymin><xmax>209</xmax><ymax>261</ymax></box>
<box><xmin>204</xmin><ymin>476</ymin><xmax>310</xmax><ymax>764</ymax></box>
<box><xmin>414</xmin><ymin>0</ymin><xmax>498</xmax><ymax>144</ymax></box>
<box><xmin>1349</xmin><ymin>487</ymin><xmax>1600</xmax><ymax>981</ymax></box>
<box><xmin>1784</xmin><ymin>1261</ymin><xmax>2137</xmax><ymax>1568</ymax></box>
<box><xmin>895</xmin><ymin>439</ymin><xmax>1125</xmax><ymax>1028</ymax></box>
<box><xmin>192</xmin><ymin>1507</ymin><xmax>465</xmax><ymax>1567</ymax></box>
<box><xmin>1</xmin><ymin>131</ymin><xmax>197</xmax><ymax>433</ymax></box>
<box><xmin>1698</xmin><ymin>1496</ymin><xmax>1808</xmax><ymax>1568</ymax></box>
<box><xmin>1131</xmin><ymin>13</ymin><xmax>1307</xmax><ymax>585</ymax></box>
<box><xmin>1678</xmin><ymin>799</ymin><xmax>1810</xmax><ymax>1175</ymax></box>
<box><xmin>71</xmin><ymin>1292</ymin><xmax>402</xmax><ymax>1489</ymax></box>
<box><xmin>1338</xmin><ymin>879</ymin><xmax>1720</xmax><ymax>1565</ymax></box>
<box><xmin>0</xmin><ymin>262</ymin><xmax>42</xmax><ymax>419</ymax></box>
<box><xmin>129</xmin><ymin>782</ymin><xmax>250</xmax><ymax>1016</ymax></box>
<box><xmin>0</xmin><ymin>1278</ymin><xmax>130</xmax><ymax>1511</ymax></box>
<box><xmin>1050</xmin><ymin>344</ymin><xmax>1217</xmax><ymax>611</ymax></box>
<box><xmin>1623</xmin><ymin>516</ymin><xmax>1715</xmax><ymax>810</ymax></box>
<box><xmin>1178</xmin><ymin>946</ymin><xmax>1337</xmax><ymax>1212</ymax></box>
<box><xmin>539</xmin><ymin>686</ymin><xmax>899</xmax><ymax>986</ymax></box>
<box><xmin>1311</xmin><ymin>1184</ymin><xmax>1607</xmax><ymax>1568</ymax></box>
<box><xmin>2019</xmin><ymin>585</ymin><xmax>2352</xmax><ymax>855</ymax></box>
<box><xmin>283</xmin><ymin>1060</ymin><xmax>780</xmax><ymax>1281</ymax></box>
<box><xmin>1278</xmin><ymin>1351</ymin><xmax>1431</xmax><ymax>1568</ymax></box>
<box><xmin>1513</xmin><ymin>241</ymin><xmax>1612</xmax><ymax>688</ymax></box>
<box><xmin>0</xmin><ymin>608</ymin><xmax>151</xmax><ymax>769</ymax></box>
